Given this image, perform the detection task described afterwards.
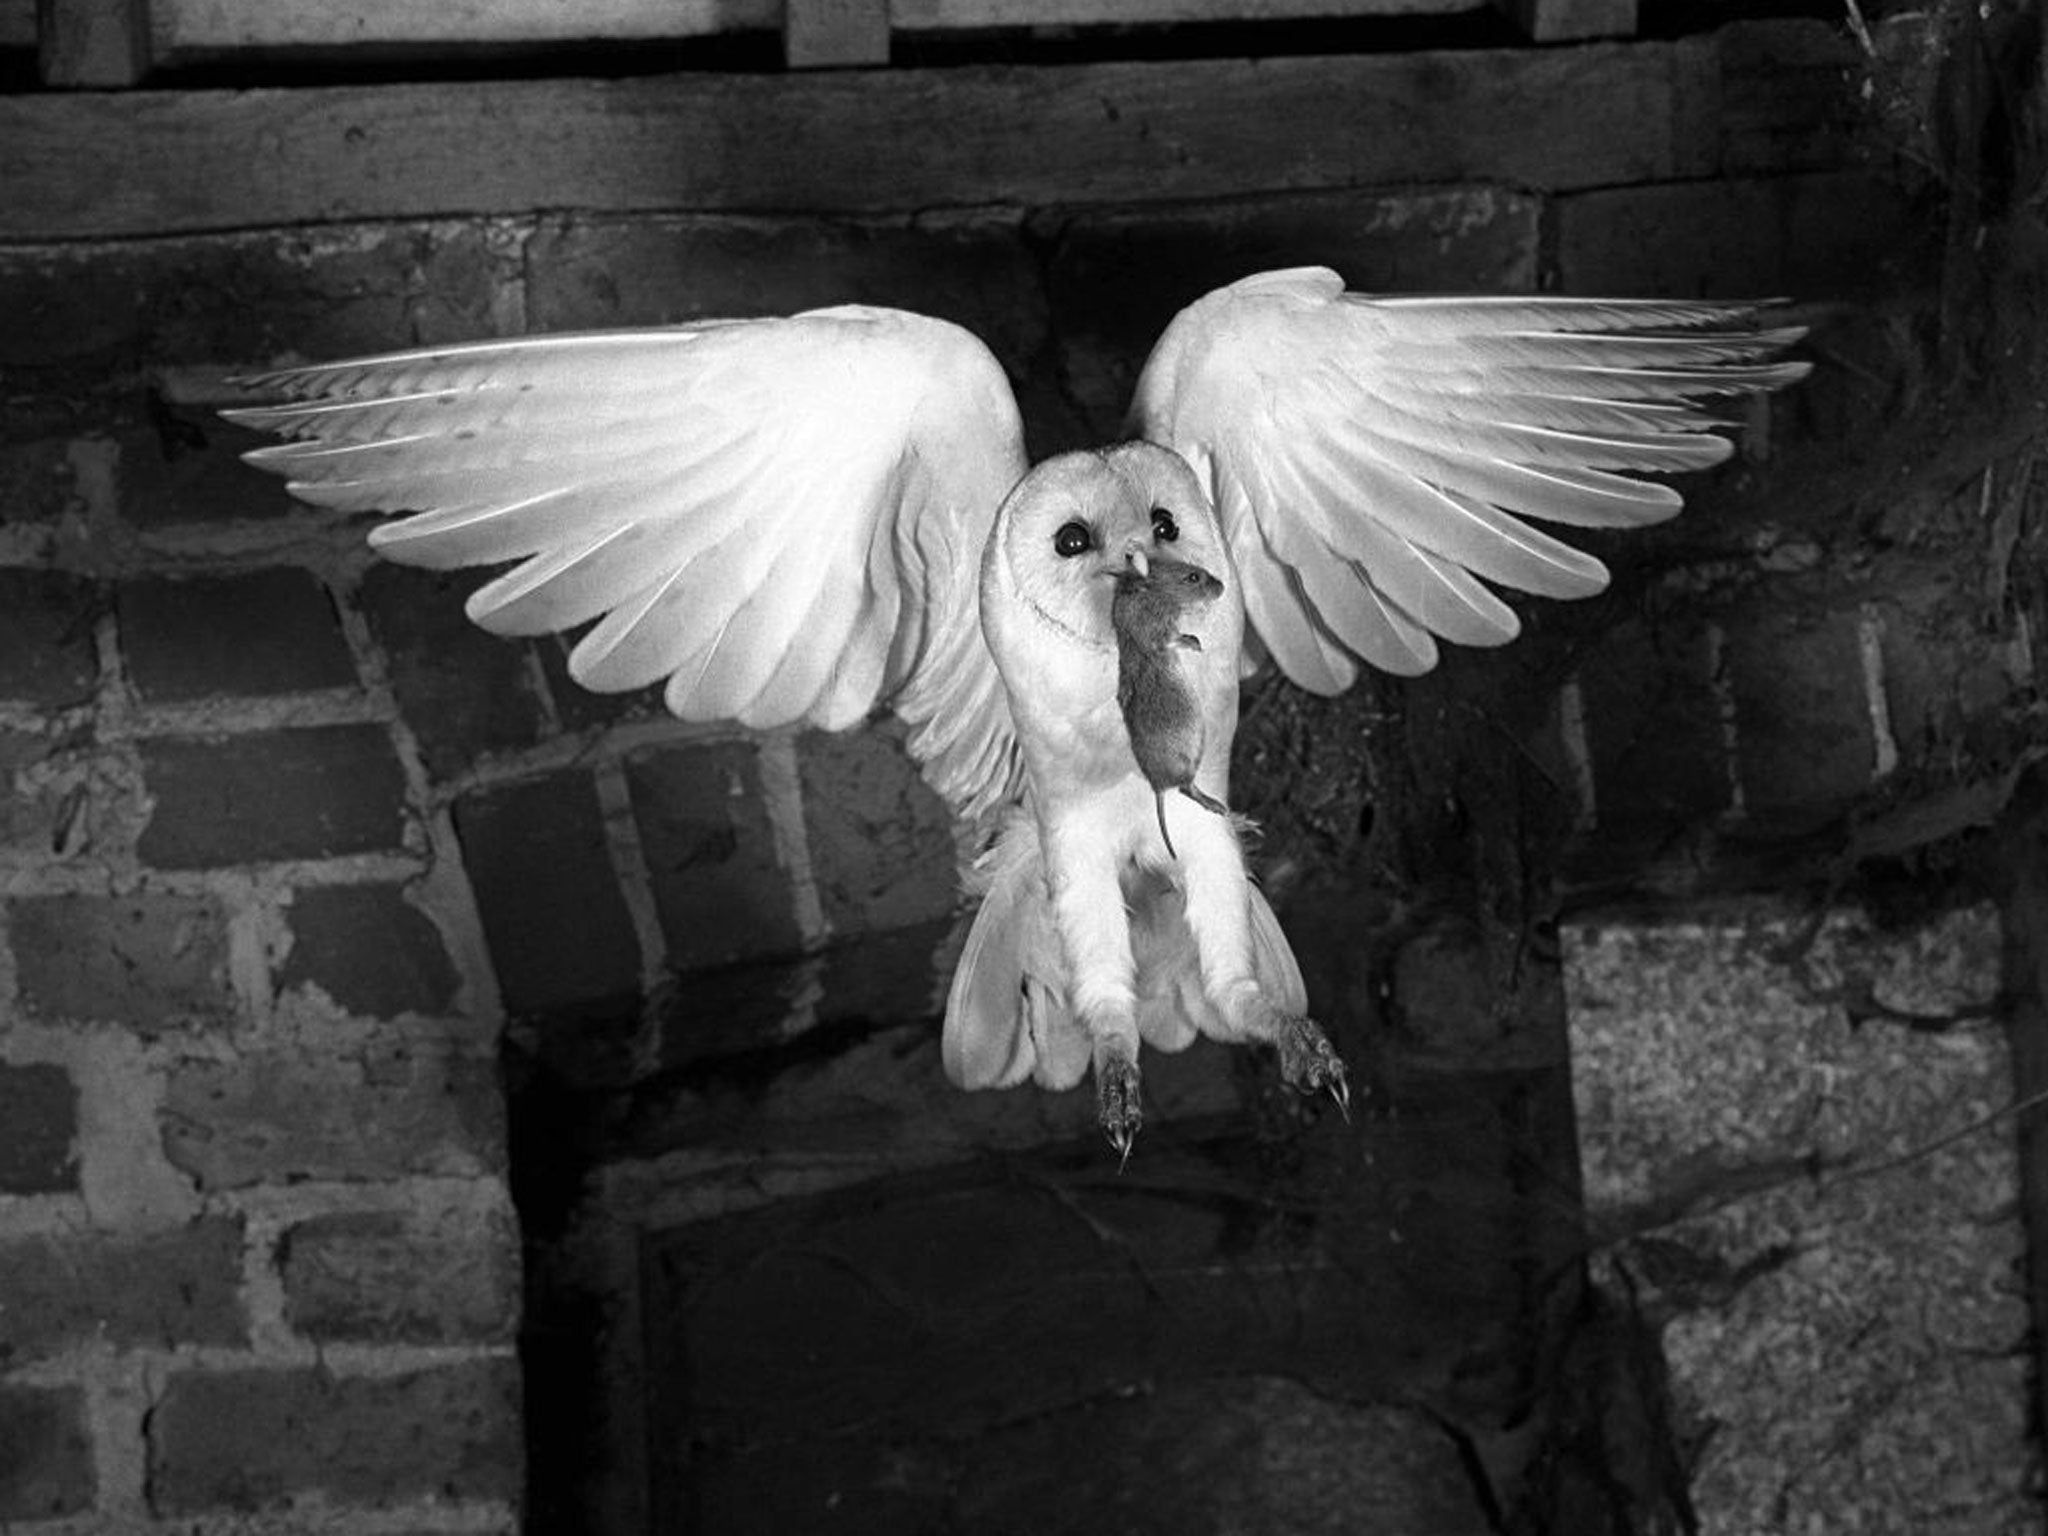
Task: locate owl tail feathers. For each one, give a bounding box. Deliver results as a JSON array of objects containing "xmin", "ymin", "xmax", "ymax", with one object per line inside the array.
[{"xmin": 941, "ymin": 819, "xmax": 1086, "ymax": 1092}]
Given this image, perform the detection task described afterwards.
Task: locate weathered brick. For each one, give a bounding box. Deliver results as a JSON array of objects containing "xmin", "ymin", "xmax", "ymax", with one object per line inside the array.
[
  {"xmin": 452, "ymin": 773, "xmax": 641, "ymax": 1018},
  {"xmin": 161, "ymin": 1040, "xmax": 504, "ymax": 1190},
  {"xmin": 627, "ymin": 742, "xmax": 800, "ymax": 972},
  {"xmin": 1050, "ymin": 188, "xmax": 1541, "ymax": 437},
  {"xmin": 137, "ymin": 724, "xmax": 409, "ymax": 868},
  {"xmin": 0, "ymin": 1216, "xmax": 245, "ymax": 1362},
  {"xmin": 1575, "ymin": 617, "xmax": 1732, "ymax": 850},
  {"xmin": 9, "ymin": 891, "xmax": 234, "ymax": 1031},
  {"xmin": 119, "ymin": 567, "xmax": 356, "ymax": 700},
  {"xmin": 278, "ymin": 882, "xmax": 461, "ymax": 1018},
  {"xmin": 0, "ymin": 567, "xmax": 99, "ymax": 706},
  {"xmin": 0, "ymin": 1383, "xmax": 93, "ymax": 1521},
  {"xmin": 1553, "ymin": 171, "xmax": 1912, "ymax": 299},
  {"xmin": 0, "ymin": 723, "xmax": 87, "ymax": 855},
  {"xmin": 0, "ymin": 1062, "xmax": 78, "ymax": 1194},
  {"xmin": 358, "ymin": 563, "xmax": 547, "ymax": 782},
  {"xmin": 280, "ymin": 1204, "xmax": 518, "ymax": 1345},
  {"xmin": 118, "ymin": 409, "xmax": 303, "ymax": 526},
  {"xmin": 146, "ymin": 1358, "xmax": 521, "ymax": 1515},
  {"xmin": 1723, "ymin": 606, "xmax": 1876, "ymax": 832}
]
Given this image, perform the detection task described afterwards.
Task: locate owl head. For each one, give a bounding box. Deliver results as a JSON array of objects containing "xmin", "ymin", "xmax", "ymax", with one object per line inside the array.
[{"xmin": 983, "ymin": 441, "xmax": 1234, "ymax": 654}]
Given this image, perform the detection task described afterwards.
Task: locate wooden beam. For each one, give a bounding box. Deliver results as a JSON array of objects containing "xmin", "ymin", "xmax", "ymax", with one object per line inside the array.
[
  {"xmin": 37, "ymin": 0, "xmax": 151, "ymax": 85},
  {"xmin": 1491, "ymin": 0, "xmax": 1635, "ymax": 43},
  {"xmin": 154, "ymin": 0, "xmax": 775, "ymax": 58},
  {"xmin": 0, "ymin": 23, "xmax": 1858, "ymax": 241}
]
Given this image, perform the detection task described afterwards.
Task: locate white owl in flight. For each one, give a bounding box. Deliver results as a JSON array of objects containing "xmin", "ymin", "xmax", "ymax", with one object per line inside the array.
[{"xmin": 227, "ymin": 266, "xmax": 1807, "ymax": 1156}]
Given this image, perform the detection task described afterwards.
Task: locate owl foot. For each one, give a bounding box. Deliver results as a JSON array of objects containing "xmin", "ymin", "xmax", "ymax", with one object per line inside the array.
[
  {"xmin": 1274, "ymin": 1013, "xmax": 1350, "ymax": 1119},
  {"xmin": 1095, "ymin": 1046, "xmax": 1143, "ymax": 1166}
]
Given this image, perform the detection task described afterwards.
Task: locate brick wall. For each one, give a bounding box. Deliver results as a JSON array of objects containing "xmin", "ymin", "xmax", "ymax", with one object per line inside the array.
[{"xmin": 2, "ymin": 18, "xmax": 2041, "ymax": 1534}]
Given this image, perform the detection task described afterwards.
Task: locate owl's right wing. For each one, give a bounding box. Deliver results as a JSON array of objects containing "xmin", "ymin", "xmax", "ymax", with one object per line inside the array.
[{"xmin": 225, "ymin": 306, "xmax": 1030, "ymax": 822}]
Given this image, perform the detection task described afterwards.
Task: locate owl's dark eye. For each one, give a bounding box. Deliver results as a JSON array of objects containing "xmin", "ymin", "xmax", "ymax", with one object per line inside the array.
[
  {"xmin": 1053, "ymin": 521, "xmax": 1094, "ymax": 558},
  {"xmin": 1151, "ymin": 508, "xmax": 1179, "ymax": 543}
]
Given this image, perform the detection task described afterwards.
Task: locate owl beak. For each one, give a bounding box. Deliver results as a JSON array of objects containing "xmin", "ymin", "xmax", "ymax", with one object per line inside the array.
[{"xmin": 1123, "ymin": 545, "xmax": 1151, "ymax": 579}]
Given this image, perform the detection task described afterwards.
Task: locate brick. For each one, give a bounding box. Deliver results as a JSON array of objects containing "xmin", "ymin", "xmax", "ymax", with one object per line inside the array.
[
  {"xmin": 280, "ymin": 1204, "xmax": 518, "ymax": 1345},
  {"xmin": 137, "ymin": 724, "xmax": 409, "ymax": 867},
  {"xmin": 358, "ymin": 563, "xmax": 548, "ymax": 782},
  {"xmin": 119, "ymin": 567, "xmax": 356, "ymax": 700},
  {"xmin": 1553, "ymin": 171, "xmax": 1912, "ymax": 299},
  {"xmin": 0, "ymin": 568, "xmax": 99, "ymax": 706},
  {"xmin": 278, "ymin": 883, "xmax": 460, "ymax": 1018},
  {"xmin": 0, "ymin": 1383, "xmax": 93, "ymax": 1521},
  {"xmin": 0, "ymin": 1062, "xmax": 79, "ymax": 1194},
  {"xmin": 627, "ymin": 743, "xmax": 801, "ymax": 972},
  {"xmin": 146, "ymin": 1358, "xmax": 521, "ymax": 1515},
  {"xmin": 118, "ymin": 408, "xmax": 303, "ymax": 526},
  {"xmin": 0, "ymin": 724, "xmax": 87, "ymax": 855},
  {"xmin": 799, "ymin": 728, "xmax": 957, "ymax": 936},
  {"xmin": 524, "ymin": 213, "xmax": 1043, "ymax": 365},
  {"xmin": 452, "ymin": 773, "xmax": 641, "ymax": 1018},
  {"xmin": 0, "ymin": 436, "xmax": 78, "ymax": 528},
  {"xmin": 815, "ymin": 920, "xmax": 950, "ymax": 1027},
  {"xmin": 0, "ymin": 225, "xmax": 501, "ymax": 371},
  {"xmin": 1723, "ymin": 606, "xmax": 1876, "ymax": 832},
  {"xmin": 0, "ymin": 1217, "xmax": 245, "ymax": 1362},
  {"xmin": 161, "ymin": 1040, "xmax": 504, "ymax": 1191},
  {"xmin": 1576, "ymin": 617, "xmax": 1732, "ymax": 845},
  {"xmin": 1050, "ymin": 188, "xmax": 1540, "ymax": 436},
  {"xmin": 9, "ymin": 891, "xmax": 233, "ymax": 1031}
]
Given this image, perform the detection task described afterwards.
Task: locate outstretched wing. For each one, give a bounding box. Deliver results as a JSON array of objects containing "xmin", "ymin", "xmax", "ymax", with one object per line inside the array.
[
  {"xmin": 1128, "ymin": 266, "xmax": 1810, "ymax": 688},
  {"xmin": 226, "ymin": 307, "xmax": 1029, "ymax": 820}
]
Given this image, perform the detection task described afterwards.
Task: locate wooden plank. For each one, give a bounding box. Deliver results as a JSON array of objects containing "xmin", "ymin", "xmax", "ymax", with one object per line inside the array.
[
  {"xmin": 0, "ymin": 41, "xmax": 1719, "ymax": 239},
  {"xmin": 1491, "ymin": 0, "xmax": 1634, "ymax": 42},
  {"xmin": 38, "ymin": 0, "xmax": 152, "ymax": 85},
  {"xmin": 154, "ymin": 0, "xmax": 772, "ymax": 55},
  {"xmin": 783, "ymin": 0, "xmax": 890, "ymax": 68}
]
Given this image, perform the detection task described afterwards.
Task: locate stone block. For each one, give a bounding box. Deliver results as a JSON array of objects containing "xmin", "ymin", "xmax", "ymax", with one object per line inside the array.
[
  {"xmin": 452, "ymin": 772, "xmax": 642, "ymax": 1018},
  {"xmin": 279, "ymin": 1203, "xmax": 519, "ymax": 1345},
  {"xmin": 0, "ymin": 436, "xmax": 79, "ymax": 528},
  {"xmin": 0, "ymin": 1383, "xmax": 93, "ymax": 1521},
  {"xmin": 1048, "ymin": 187, "xmax": 1541, "ymax": 436},
  {"xmin": 0, "ymin": 1216, "xmax": 246, "ymax": 1362},
  {"xmin": 118, "ymin": 407, "xmax": 304, "ymax": 526},
  {"xmin": 0, "ymin": 1062, "xmax": 79, "ymax": 1194},
  {"xmin": 146, "ymin": 1358, "xmax": 521, "ymax": 1515},
  {"xmin": 136, "ymin": 724, "xmax": 410, "ymax": 868},
  {"xmin": 1721, "ymin": 605, "xmax": 1876, "ymax": 833},
  {"xmin": 627, "ymin": 742, "xmax": 801, "ymax": 973},
  {"xmin": 358, "ymin": 562, "xmax": 548, "ymax": 782},
  {"xmin": 1553, "ymin": 171, "xmax": 1912, "ymax": 299},
  {"xmin": 0, "ymin": 567, "xmax": 99, "ymax": 707},
  {"xmin": 278, "ymin": 882, "xmax": 461, "ymax": 1018},
  {"xmin": 119, "ymin": 567, "xmax": 356, "ymax": 699},
  {"xmin": 798, "ymin": 727, "xmax": 958, "ymax": 937},
  {"xmin": 161, "ymin": 1039, "xmax": 504, "ymax": 1191},
  {"xmin": 9, "ymin": 891, "xmax": 234, "ymax": 1031},
  {"xmin": 1573, "ymin": 616, "xmax": 1732, "ymax": 862}
]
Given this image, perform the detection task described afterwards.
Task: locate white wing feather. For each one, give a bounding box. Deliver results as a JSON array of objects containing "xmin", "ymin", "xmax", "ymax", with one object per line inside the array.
[
  {"xmin": 227, "ymin": 309, "xmax": 1029, "ymax": 819},
  {"xmin": 1129, "ymin": 267, "xmax": 1810, "ymax": 684}
]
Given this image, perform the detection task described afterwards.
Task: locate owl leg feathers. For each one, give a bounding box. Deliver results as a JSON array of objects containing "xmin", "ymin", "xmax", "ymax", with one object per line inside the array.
[
  {"xmin": 1043, "ymin": 820, "xmax": 1148, "ymax": 1157},
  {"xmin": 1171, "ymin": 814, "xmax": 1350, "ymax": 1113}
]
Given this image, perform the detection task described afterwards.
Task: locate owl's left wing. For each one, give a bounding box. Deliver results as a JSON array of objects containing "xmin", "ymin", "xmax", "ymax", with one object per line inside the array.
[
  {"xmin": 1127, "ymin": 267, "xmax": 1810, "ymax": 690},
  {"xmin": 225, "ymin": 307, "xmax": 1029, "ymax": 821}
]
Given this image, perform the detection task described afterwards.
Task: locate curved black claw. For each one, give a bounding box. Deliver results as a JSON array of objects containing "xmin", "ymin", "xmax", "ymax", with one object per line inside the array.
[
  {"xmin": 1096, "ymin": 1052, "xmax": 1144, "ymax": 1167},
  {"xmin": 1275, "ymin": 1013, "xmax": 1350, "ymax": 1120}
]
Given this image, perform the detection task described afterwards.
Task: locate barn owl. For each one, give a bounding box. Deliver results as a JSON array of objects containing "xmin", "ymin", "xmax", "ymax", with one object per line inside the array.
[{"xmin": 226, "ymin": 267, "xmax": 1807, "ymax": 1156}]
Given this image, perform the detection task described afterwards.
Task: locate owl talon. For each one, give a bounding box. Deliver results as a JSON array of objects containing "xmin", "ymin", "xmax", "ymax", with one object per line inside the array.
[
  {"xmin": 1275, "ymin": 1012, "xmax": 1349, "ymax": 1117},
  {"xmin": 1096, "ymin": 1050, "xmax": 1143, "ymax": 1164}
]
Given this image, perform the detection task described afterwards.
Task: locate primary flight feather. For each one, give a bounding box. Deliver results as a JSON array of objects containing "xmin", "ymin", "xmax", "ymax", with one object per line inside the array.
[{"xmin": 227, "ymin": 266, "xmax": 1807, "ymax": 1155}]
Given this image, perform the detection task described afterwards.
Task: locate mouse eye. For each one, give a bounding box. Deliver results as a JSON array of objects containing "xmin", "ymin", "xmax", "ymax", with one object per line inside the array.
[
  {"xmin": 1053, "ymin": 521, "xmax": 1094, "ymax": 558},
  {"xmin": 1151, "ymin": 508, "xmax": 1179, "ymax": 543}
]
